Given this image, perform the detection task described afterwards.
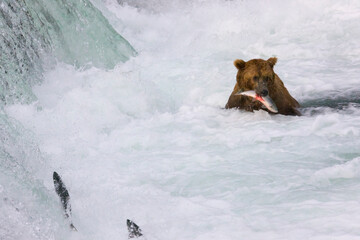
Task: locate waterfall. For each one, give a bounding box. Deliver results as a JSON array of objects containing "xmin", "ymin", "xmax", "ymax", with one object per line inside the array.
[{"xmin": 0, "ymin": 0, "xmax": 136, "ymax": 104}]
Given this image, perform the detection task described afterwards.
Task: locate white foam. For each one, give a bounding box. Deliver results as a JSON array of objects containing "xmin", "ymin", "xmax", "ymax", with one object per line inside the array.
[{"xmin": 312, "ymin": 157, "xmax": 360, "ymax": 183}]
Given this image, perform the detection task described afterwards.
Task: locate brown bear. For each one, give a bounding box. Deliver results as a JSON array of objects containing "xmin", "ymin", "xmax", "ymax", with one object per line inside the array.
[{"xmin": 225, "ymin": 57, "xmax": 300, "ymax": 116}]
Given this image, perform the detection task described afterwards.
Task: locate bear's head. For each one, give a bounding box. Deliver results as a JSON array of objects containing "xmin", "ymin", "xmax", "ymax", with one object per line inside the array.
[{"xmin": 234, "ymin": 57, "xmax": 278, "ymax": 97}]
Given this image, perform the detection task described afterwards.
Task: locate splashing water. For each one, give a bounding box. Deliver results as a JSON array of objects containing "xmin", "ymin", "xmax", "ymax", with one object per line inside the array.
[{"xmin": 2, "ymin": 0, "xmax": 360, "ymax": 239}]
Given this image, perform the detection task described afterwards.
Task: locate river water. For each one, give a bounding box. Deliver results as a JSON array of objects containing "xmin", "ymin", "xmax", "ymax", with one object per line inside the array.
[{"xmin": 1, "ymin": 0, "xmax": 360, "ymax": 239}]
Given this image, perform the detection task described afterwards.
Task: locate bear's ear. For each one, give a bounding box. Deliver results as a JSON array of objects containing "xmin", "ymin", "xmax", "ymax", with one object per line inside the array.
[
  {"xmin": 234, "ymin": 59, "xmax": 246, "ymax": 70},
  {"xmin": 267, "ymin": 57, "xmax": 277, "ymax": 68}
]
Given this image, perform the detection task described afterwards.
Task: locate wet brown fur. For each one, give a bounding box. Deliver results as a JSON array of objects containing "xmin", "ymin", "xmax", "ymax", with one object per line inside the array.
[{"xmin": 225, "ymin": 57, "xmax": 300, "ymax": 116}]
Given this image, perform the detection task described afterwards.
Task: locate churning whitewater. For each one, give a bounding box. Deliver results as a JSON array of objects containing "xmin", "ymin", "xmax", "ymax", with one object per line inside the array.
[{"xmin": 1, "ymin": 0, "xmax": 360, "ymax": 239}]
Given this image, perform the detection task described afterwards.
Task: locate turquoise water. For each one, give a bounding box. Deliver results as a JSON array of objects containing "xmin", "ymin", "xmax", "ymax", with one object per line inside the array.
[{"xmin": 0, "ymin": 0, "xmax": 136, "ymax": 104}]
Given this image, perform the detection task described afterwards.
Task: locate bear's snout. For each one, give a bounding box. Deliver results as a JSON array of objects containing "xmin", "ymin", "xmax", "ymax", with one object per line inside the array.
[
  {"xmin": 255, "ymin": 81, "xmax": 269, "ymax": 97},
  {"xmin": 260, "ymin": 89, "xmax": 268, "ymax": 97}
]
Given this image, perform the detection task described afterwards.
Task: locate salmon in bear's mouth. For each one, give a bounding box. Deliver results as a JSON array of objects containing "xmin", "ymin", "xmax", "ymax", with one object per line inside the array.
[{"xmin": 235, "ymin": 90, "xmax": 278, "ymax": 113}]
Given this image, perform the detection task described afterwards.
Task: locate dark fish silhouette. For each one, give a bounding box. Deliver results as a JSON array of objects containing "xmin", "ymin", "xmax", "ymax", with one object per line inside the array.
[
  {"xmin": 53, "ymin": 171, "xmax": 77, "ymax": 231},
  {"xmin": 127, "ymin": 219, "xmax": 143, "ymax": 238}
]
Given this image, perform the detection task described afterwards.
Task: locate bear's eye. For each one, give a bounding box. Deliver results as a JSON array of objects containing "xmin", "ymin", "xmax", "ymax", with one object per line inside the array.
[
  {"xmin": 264, "ymin": 77, "xmax": 269, "ymax": 82},
  {"xmin": 253, "ymin": 76, "xmax": 259, "ymax": 82}
]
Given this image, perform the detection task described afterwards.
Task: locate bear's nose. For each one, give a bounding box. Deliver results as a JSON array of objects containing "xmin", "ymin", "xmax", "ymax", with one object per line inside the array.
[{"xmin": 260, "ymin": 89, "xmax": 268, "ymax": 96}]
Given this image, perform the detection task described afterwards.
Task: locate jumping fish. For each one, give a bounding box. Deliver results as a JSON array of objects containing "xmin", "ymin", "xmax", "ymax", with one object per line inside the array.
[
  {"xmin": 235, "ymin": 90, "xmax": 278, "ymax": 113},
  {"xmin": 127, "ymin": 219, "xmax": 143, "ymax": 238},
  {"xmin": 53, "ymin": 171, "xmax": 77, "ymax": 231}
]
